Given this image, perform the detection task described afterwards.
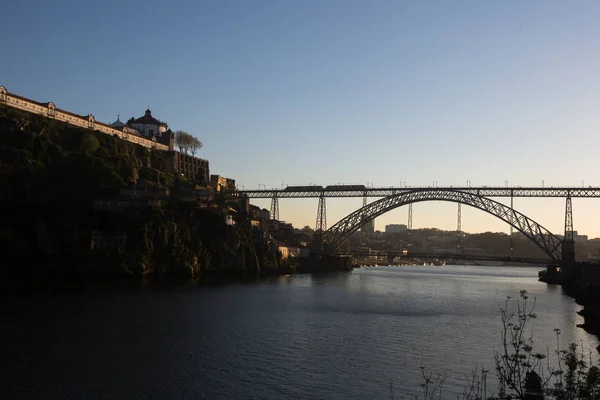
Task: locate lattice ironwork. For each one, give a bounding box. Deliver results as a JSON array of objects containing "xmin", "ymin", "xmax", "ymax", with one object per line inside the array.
[
  {"xmin": 322, "ymin": 190, "xmax": 563, "ymax": 260},
  {"xmin": 510, "ymin": 195, "xmax": 514, "ymax": 258},
  {"xmin": 270, "ymin": 196, "xmax": 279, "ymax": 221},
  {"xmin": 315, "ymin": 195, "xmax": 327, "ymax": 232},
  {"xmin": 561, "ymin": 197, "xmax": 576, "ymax": 263},
  {"xmin": 457, "ymin": 203, "xmax": 463, "ymax": 256},
  {"xmin": 239, "ymin": 187, "xmax": 600, "ymax": 199},
  {"xmin": 564, "ymin": 197, "xmax": 574, "ymax": 241}
]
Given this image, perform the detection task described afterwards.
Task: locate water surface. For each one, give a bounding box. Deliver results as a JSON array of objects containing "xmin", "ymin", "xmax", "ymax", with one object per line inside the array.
[{"xmin": 1, "ymin": 265, "xmax": 595, "ymax": 399}]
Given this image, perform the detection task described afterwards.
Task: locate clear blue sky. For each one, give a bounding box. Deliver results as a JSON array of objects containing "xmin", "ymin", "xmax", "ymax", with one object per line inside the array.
[{"xmin": 2, "ymin": 1, "xmax": 600, "ymax": 239}]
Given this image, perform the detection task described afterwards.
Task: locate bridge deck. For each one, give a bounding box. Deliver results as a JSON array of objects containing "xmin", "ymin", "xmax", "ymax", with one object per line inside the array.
[{"xmin": 236, "ymin": 187, "xmax": 600, "ymax": 198}]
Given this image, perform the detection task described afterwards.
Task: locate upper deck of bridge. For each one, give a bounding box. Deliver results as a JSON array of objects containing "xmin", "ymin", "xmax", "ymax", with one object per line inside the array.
[{"xmin": 236, "ymin": 185, "xmax": 600, "ymax": 198}]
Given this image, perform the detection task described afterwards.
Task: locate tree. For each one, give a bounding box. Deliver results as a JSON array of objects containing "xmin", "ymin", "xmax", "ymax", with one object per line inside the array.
[
  {"xmin": 301, "ymin": 225, "xmax": 314, "ymax": 235},
  {"xmin": 175, "ymin": 130, "xmax": 203, "ymax": 156},
  {"xmin": 189, "ymin": 137, "xmax": 203, "ymax": 156},
  {"xmin": 174, "ymin": 130, "xmax": 189, "ymax": 153}
]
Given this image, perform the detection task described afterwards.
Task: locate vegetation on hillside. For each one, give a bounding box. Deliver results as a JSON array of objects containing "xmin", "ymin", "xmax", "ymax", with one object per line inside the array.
[
  {"xmin": 0, "ymin": 105, "xmax": 283, "ymax": 279},
  {"xmin": 0, "ymin": 105, "xmax": 184, "ymax": 201}
]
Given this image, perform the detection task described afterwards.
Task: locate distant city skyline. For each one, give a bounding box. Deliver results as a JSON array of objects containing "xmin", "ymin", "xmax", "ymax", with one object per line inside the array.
[{"xmin": 3, "ymin": 1, "xmax": 600, "ymax": 236}]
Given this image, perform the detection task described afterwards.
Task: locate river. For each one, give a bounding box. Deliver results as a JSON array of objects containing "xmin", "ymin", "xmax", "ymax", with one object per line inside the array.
[{"xmin": 1, "ymin": 265, "xmax": 596, "ymax": 399}]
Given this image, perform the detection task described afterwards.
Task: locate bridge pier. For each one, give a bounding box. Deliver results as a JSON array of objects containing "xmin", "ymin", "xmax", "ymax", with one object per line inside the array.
[
  {"xmin": 510, "ymin": 194, "xmax": 514, "ymax": 258},
  {"xmin": 315, "ymin": 194, "xmax": 327, "ymax": 232},
  {"xmin": 311, "ymin": 232, "xmax": 324, "ymax": 252},
  {"xmin": 457, "ymin": 203, "xmax": 463, "ymax": 256},
  {"xmin": 270, "ymin": 195, "xmax": 279, "ymax": 220},
  {"xmin": 561, "ymin": 197, "xmax": 575, "ymax": 265}
]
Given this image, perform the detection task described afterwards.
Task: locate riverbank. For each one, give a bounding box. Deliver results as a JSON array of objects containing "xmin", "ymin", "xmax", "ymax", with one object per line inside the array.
[
  {"xmin": 1, "ymin": 252, "xmax": 353, "ymax": 286},
  {"xmin": 539, "ymin": 263, "xmax": 600, "ymax": 350},
  {"xmin": 0, "ymin": 262, "xmax": 354, "ymax": 296}
]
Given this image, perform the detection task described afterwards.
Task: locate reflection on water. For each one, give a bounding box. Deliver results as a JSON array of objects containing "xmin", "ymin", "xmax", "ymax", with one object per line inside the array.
[{"xmin": 1, "ymin": 265, "xmax": 596, "ymax": 399}]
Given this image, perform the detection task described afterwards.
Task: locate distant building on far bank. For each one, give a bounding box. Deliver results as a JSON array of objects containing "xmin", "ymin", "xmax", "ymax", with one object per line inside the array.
[
  {"xmin": 385, "ymin": 224, "xmax": 408, "ymax": 233},
  {"xmin": 361, "ymin": 218, "xmax": 375, "ymax": 233}
]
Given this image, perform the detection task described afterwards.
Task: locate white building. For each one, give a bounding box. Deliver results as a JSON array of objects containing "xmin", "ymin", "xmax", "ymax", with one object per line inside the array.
[
  {"xmin": 127, "ymin": 109, "xmax": 168, "ymax": 138},
  {"xmin": 385, "ymin": 224, "xmax": 408, "ymax": 233}
]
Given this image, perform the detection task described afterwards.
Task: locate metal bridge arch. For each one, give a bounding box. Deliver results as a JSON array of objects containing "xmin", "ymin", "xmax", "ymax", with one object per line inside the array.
[{"xmin": 322, "ymin": 190, "xmax": 563, "ymax": 260}]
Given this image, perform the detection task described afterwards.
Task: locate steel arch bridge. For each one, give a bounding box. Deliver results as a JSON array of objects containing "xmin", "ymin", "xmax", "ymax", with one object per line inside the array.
[{"xmin": 321, "ymin": 189, "xmax": 563, "ymax": 260}]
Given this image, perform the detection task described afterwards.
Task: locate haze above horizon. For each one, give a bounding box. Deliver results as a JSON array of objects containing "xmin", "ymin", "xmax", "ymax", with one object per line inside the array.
[{"xmin": 2, "ymin": 1, "xmax": 600, "ymax": 238}]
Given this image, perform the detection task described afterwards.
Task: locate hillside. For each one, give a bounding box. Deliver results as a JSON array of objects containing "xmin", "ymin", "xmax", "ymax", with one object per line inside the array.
[
  {"xmin": 0, "ymin": 105, "xmax": 282, "ymax": 279},
  {"xmin": 0, "ymin": 105, "xmax": 187, "ymax": 202}
]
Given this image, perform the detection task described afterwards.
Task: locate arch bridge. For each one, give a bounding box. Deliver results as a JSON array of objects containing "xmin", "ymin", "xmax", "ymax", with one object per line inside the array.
[
  {"xmin": 237, "ymin": 186, "xmax": 582, "ymax": 264},
  {"xmin": 320, "ymin": 189, "xmax": 569, "ymax": 262}
]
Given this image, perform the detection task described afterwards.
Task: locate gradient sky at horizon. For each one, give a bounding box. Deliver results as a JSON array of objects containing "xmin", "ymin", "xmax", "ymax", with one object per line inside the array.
[{"xmin": 2, "ymin": 1, "xmax": 600, "ymax": 239}]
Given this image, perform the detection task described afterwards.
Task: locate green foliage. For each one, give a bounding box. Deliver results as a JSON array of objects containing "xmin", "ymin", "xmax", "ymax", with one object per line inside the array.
[
  {"xmin": 79, "ymin": 132, "xmax": 100, "ymax": 153},
  {"xmin": 0, "ymin": 105, "xmax": 174, "ymax": 200}
]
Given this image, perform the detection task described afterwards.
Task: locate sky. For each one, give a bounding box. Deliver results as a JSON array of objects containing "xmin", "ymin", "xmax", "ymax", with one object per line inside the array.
[{"xmin": 2, "ymin": 1, "xmax": 600, "ymax": 238}]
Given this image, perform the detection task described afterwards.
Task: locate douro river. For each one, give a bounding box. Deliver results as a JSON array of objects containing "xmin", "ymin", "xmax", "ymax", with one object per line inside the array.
[{"xmin": 2, "ymin": 265, "xmax": 596, "ymax": 399}]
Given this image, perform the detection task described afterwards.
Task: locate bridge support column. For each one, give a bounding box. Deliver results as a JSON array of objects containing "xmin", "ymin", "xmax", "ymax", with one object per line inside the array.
[
  {"xmin": 270, "ymin": 195, "xmax": 279, "ymax": 221},
  {"xmin": 457, "ymin": 204, "xmax": 463, "ymax": 256},
  {"xmin": 561, "ymin": 196, "xmax": 575, "ymax": 264},
  {"xmin": 407, "ymin": 203, "xmax": 413, "ymax": 251},
  {"xmin": 359, "ymin": 194, "xmax": 374, "ymax": 233},
  {"xmin": 311, "ymin": 232, "xmax": 324, "ymax": 252},
  {"xmin": 316, "ymin": 194, "xmax": 327, "ymax": 232},
  {"xmin": 510, "ymin": 194, "xmax": 514, "ymax": 258}
]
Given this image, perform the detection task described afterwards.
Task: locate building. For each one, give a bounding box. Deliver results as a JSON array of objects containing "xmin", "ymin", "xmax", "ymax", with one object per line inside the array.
[
  {"xmin": 122, "ymin": 109, "xmax": 174, "ymax": 149},
  {"xmin": 109, "ymin": 115, "xmax": 127, "ymax": 130},
  {"xmin": 0, "ymin": 85, "xmax": 216, "ymax": 186},
  {"xmin": 361, "ymin": 218, "xmax": 375, "ymax": 233},
  {"xmin": 250, "ymin": 205, "xmax": 271, "ymax": 221},
  {"xmin": 259, "ymin": 208, "xmax": 270, "ymax": 221},
  {"xmin": 573, "ymin": 231, "xmax": 589, "ymax": 242},
  {"xmin": 0, "ymin": 85, "xmax": 170, "ymax": 151},
  {"xmin": 271, "ymin": 241, "xmax": 310, "ymax": 260},
  {"xmin": 127, "ymin": 109, "xmax": 168, "ymax": 138},
  {"xmin": 210, "ymin": 175, "xmax": 236, "ymax": 193},
  {"xmin": 385, "ymin": 224, "xmax": 408, "ymax": 234},
  {"xmin": 163, "ymin": 151, "xmax": 210, "ymax": 184}
]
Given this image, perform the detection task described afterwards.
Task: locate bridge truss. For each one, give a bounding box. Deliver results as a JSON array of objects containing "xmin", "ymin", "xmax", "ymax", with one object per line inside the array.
[
  {"xmin": 321, "ymin": 190, "xmax": 563, "ymax": 260},
  {"xmin": 238, "ymin": 186, "xmax": 600, "ymax": 199}
]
